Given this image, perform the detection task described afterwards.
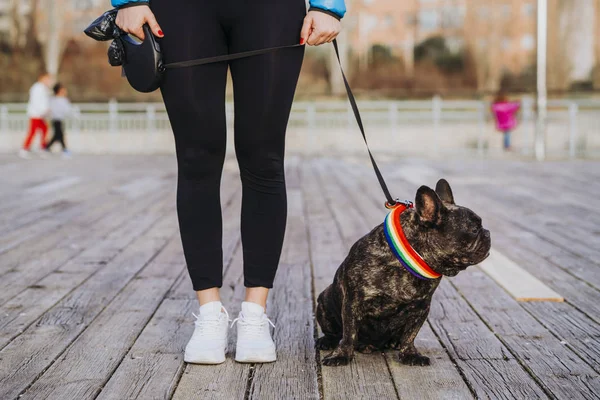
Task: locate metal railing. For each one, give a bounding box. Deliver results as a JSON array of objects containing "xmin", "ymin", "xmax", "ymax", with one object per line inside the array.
[{"xmin": 1, "ymin": 97, "xmax": 598, "ymax": 158}]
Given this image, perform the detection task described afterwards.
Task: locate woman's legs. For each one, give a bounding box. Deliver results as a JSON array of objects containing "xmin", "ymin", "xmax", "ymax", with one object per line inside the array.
[
  {"xmin": 228, "ymin": 0, "xmax": 306, "ymax": 294},
  {"xmin": 152, "ymin": 0, "xmax": 229, "ymax": 297},
  {"xmin": 152, "ymin": 0, "xmax": 305, "ymax": 307}
]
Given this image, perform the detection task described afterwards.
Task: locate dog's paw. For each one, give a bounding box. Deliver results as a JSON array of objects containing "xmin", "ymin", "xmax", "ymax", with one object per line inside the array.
[
  {"xmin": 322, "ymin": 352, "xmax": 353, "ymax": 366},
  {"xmin": 357, "ymin": 344, "xmax": 377, "ymax": 354},
  {"xmin": 398, "ymin": 353, "xmax": 430, "ymax": 366},
  {"xmin": 316, "ymin": 336, "xmax": 339, "ymax": 350}
]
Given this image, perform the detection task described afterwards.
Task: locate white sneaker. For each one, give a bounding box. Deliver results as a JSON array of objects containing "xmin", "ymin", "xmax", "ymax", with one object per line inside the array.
[
  {"xmin": 232, "ymin": 301, "xmax": 276, "ymax": 363},
  {"xmin": 18, "ymin": 149, "xmax": 31, "ymax": 159},
  {"xmin": 184, "ymin": 301, "xmax": 230, "ymax": 364}
]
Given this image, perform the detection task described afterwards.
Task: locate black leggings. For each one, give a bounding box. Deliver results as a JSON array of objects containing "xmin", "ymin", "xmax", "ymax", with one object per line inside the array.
[
  {"xmin": 47, "ymin": 120, "xmax": 67, "ymax": 151},
  {"xmin": 151, "ymin": 0, "xmax": 306, "ymax": 291}
]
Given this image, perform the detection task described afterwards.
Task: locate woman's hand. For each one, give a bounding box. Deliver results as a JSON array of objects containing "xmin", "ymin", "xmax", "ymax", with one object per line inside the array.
[
  {"xmin": 115, "ymin": 5, "xmax": 163, "ymax": 40},
  {"xmin": 300, "ymin": 11, "xmax": 341, "ymax": 46}
]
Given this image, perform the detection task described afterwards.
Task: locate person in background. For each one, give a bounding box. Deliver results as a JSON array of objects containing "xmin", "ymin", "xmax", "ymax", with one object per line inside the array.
[
  {"xmin": 45, "ymin": 83, "xmax": 72, "ymax": 158},
  {"xmin": 20, "ymin": 72, "xmax": 52, "ymax": 159},
  {"xmin": 491, "ymin": 91, "xmax": 520, "ymax": 151}
]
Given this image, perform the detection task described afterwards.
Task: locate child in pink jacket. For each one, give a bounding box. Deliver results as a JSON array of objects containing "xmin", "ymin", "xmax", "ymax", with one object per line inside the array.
[{"xmin": 492, "ymin": 93, "xmax": 520, "ymax": 151}]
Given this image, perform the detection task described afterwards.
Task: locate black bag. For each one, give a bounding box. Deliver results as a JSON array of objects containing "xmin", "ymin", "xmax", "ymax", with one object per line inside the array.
[
  {"xmin": 83, "ymin": 9, "xmax": 122, "ymax": 41},
  {"xmin": 85, "ymin": 11, "xmax": 164, "ymax": 92}
]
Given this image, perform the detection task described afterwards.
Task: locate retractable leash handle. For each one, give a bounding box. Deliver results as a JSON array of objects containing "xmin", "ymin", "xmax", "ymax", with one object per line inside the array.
[{"xmin": 165, "ymin": 39, "xmax": 398, "ymax": 208}]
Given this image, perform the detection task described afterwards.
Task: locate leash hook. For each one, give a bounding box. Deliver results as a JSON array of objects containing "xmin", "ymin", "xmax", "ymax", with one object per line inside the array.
[{"xmin": 385, "ymin": 199, "xmax": 413, "ymax": 210}]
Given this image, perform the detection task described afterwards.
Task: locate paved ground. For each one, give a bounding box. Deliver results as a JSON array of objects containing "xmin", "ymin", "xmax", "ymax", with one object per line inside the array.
[{"xmin": 0, "ymin": 153, "xmax": 598, "ymax": 400}]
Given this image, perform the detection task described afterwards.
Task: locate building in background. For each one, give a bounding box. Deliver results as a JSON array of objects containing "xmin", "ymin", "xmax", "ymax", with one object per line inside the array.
[
  {"xmin": 0, "ymin": 0, "xmax": 102, "ymax": 69},
  {"xmin": 0, "ymin": 0, "xmax": 599, "ymax": 97},
  {"xmin": 346, "ymin": 0, "xmax": 599, "ymax": 92},
  {"xmin": 0, "ymin": 0, "xmax": 34, "ymax": 47},
  {"xmin": 547, "ymin": 0, "xmax": 597, "ymax": 90}
]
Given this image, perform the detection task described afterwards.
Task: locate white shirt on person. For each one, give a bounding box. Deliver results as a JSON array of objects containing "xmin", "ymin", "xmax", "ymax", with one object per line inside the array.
[
  {"xmin": 26, "ymin": 82, "xmax": 51, "ymax": 119},
  {"xmin": 50, "ymin": 97, "xmax": 72, "ymax": 120}
]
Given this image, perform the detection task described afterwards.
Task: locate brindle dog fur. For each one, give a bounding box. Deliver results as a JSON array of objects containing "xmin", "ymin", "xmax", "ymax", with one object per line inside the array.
[{"xmin": 316, "ymin": 179, "xmax": 491, "ymax": 366}]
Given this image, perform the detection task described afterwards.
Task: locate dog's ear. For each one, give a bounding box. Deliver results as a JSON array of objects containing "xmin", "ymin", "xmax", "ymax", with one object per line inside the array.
[
  {"xmin": 415, "ymin": 185, "xmax": 444, "ymax": 226},
  {"xmin": 435, "ymin": 179, "xmax": 455, "ymax": 205}
]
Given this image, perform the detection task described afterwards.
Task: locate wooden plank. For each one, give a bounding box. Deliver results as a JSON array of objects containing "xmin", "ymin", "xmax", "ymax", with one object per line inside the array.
[
  {"xmin": 428, "ymin": 282, "xmax": 548, "ymax": 399},
  {"xmin": 479, "ymin": 249, "xmax": 564, "ymax": 302},
  {"xmin": 25, "ymin": 176, "xmax": 82, "ymax": 195},
  {"xmin": 97, "ymin": 297, "xmax": 196, "ymax": 400},
  {"xmin": 0, "ymin": 212, "xmax": 178, "ymax": 400},
  {"xmin": 0, "ymin": 162, "xmax": 171, "ymax": 260},
  {"xmin": 304, "ymin": 160, "xmax": 399, "ymax": 400},
  {"xmin": 432, "ymin": 162, "xmax": 600, "ymax": 296},
  {"xmin": 112, "ymin": 176, "xmax": 166, "ymax": 198},
  {"xmin": 486, "ymin": 233, "xmax": 600, "ymax": 374},
  {"xmin": 462, "ymin": 163, "xmax": 600, "ymax": 232},
  {"xmin": 0, "ymin": 194, "xmax": 129, "ymax": 293},
  {"xmin": 0, "ymin": 189, "xmax": 169, "ymax": 307},
  {"xmin": 385, "ymin": 325, "xmax": 475, "ymax": 400},
  {"xmin": 476, "ymin": 190, "xmax": 600, "ymax": 265},
  {"xmin": 0, "ymin": 170, "xmax": 89, "ymax": 212},
  {"xmin": 0, "ymin": 158, "xmax": 145, "ymax": 231},
  {"xmin": 452, "ymin": 268, "xmax": 600, "ymax": 399},
  {"xmin": 97, "ymin": 185, "xmax": 244, "ymax": 400},
  {"xmin": 0, "ymin": 193, "xmax": 172, "ymax": 350},
  {"xmin": 521, "ymin": 301, "xmax": 600, "ymax": 374},
  {"xmin": 432, "ymin": 161, "xmax": 600, "ymax": 266},
  {"xmin": 0, "ymin": 155, "xmax": 167, "ymax": 238},
  {"xmin": 248, "ymin": 156, "xmax": 319, "ymax": 399},
  {"xmin": 18, "ymin": 235, "xmax": 185, "ymax": 400},
  {"xmin": 0, "ymin": 155, "xmax": 175, "ymax": 260},
  {"xmin": 0, "ymin": 190, "xmax": 119, "ymax": 258},
  {"xmin": 0, "ymin": 157, "xmax": 149, "ymax": 231},
  {"xmin": 485, "ymin": 217, "xmax": 600, "ymax": 323},
  {"xmin": 481, "ymin": 211, "xmax": 600, "ymax": 292},
  {"xmin": 339, "ymin": 158, "xmax": 549, "ymax": 399}
]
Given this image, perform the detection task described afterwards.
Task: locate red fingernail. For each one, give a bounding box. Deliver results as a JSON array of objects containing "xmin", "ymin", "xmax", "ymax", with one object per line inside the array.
[
  {"xmin": 300, "ymin": 38, "xmax": 305, "ymax": 45},
  {"xmin": 158, "ymin": 30, "xmax": 164, "ymax": 37}
]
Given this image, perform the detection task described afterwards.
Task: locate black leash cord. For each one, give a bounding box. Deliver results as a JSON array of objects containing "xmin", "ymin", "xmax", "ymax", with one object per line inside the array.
[
  {"xmin": 164, "ymin": 43, "xmax": 304, "ymax": 68},
  {"xmin": 332, "ymin": 39, "xmax": 396, "ymax": 206}
]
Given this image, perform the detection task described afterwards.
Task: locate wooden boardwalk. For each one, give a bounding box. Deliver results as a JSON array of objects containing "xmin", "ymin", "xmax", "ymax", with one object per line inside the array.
[{"xmin": 0, "ymin": 153, "xmax": 598, "ymax": 400}]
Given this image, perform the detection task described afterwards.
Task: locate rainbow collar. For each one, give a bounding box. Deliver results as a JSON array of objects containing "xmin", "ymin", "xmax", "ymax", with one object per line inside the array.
[{"xmin": 384, "ymin": 203, "xmax": 442, "ymax": 280}]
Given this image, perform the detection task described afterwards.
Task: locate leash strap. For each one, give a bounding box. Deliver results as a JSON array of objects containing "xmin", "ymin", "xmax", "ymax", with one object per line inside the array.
[
  {"xmin": 165, "ymin": 44, "xmax": 304, "ymax": 69},
  {"xmin": 332, "ymin": 39, "xmax": 396, "ymax": 206},
  {"xmin": 166, "ymin": 39, "xmax": 396, "ymax": 206}
]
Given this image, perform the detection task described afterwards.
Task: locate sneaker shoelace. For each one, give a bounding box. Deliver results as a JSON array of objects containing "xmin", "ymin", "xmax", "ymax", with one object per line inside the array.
[
  {"xmin": 191, "ymin": 307, "xmax": 230, "ymax": 338},
  {"xmin": 230, "ymin": 314, "xmax": 276, "ymax": 339}
]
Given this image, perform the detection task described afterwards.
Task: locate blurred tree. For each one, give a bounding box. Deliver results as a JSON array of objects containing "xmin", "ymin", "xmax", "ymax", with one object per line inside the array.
[
  {"xmin": 414, "ymin": 36, "xmax": 465, "ymax": 73},
  {"xmin": 548, "ymin": 0, "xmax": 596, "ymax": 91}
]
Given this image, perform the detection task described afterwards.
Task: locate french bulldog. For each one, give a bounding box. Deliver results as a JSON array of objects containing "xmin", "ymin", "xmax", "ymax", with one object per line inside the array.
[{"xmin": 316, "ymin": 179, "xmax": 491, "ymax": 366}]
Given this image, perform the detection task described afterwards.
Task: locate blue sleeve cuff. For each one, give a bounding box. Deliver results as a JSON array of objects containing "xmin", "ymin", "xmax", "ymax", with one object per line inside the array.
[
  {"xmin": 309, "ymin": 0, "xmax": 346, "ymax": 19},
  {"xmin": 111, "ymin": 0, "xmax": 149, "ymax": 8}
]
